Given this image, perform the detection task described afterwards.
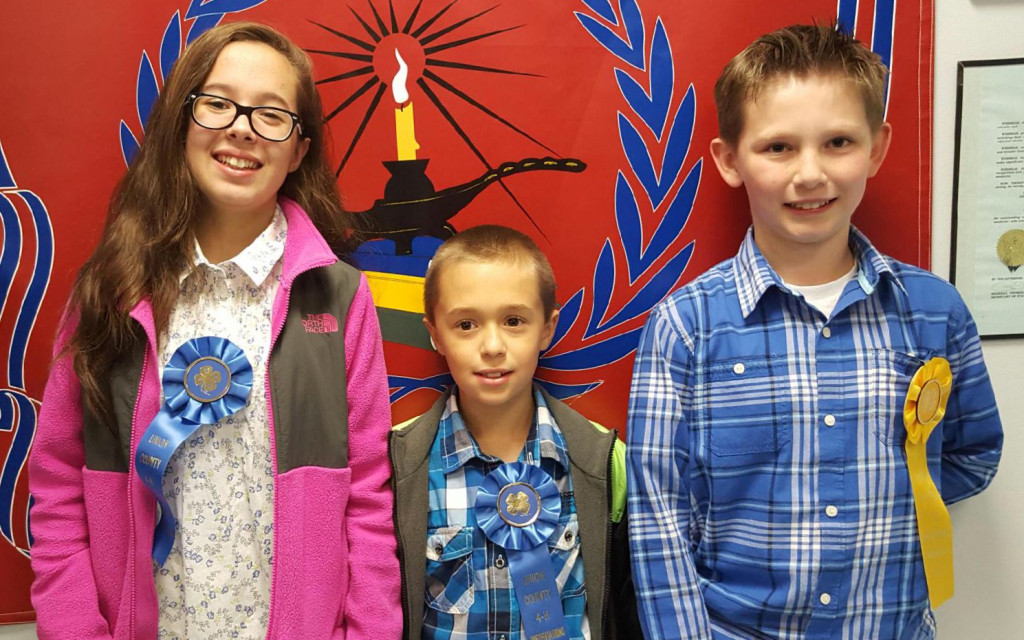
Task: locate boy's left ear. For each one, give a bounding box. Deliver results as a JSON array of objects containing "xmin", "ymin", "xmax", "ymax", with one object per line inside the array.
[
  {"xmin": 867, "ymin": 123, "xmax": 893, "ymax": 178},
  {"xmin": 710, "ymin": 137, "xmax": 745, "ymax": 188},
  {"xmin": 540, "ymin": 308, "xmax": 560, "ymax": 351},
  {"xmin": 289, "ymin": 137, "xmax": 311, "ymax": 173}
]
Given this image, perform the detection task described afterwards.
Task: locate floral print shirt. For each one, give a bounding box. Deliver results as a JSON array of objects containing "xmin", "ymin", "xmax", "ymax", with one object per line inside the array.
[{"xmin": 154, "ymin": 207, "xmax": 286, "ymax": 639}]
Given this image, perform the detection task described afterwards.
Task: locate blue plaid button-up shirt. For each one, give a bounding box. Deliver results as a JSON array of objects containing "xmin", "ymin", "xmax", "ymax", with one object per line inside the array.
[
  {"xmin": 627, "ymin": 228, "xmax": 1002, "ymax": 640},
  {"xmin": 423, "ymin": 388, "xmax": 590, "ymax": 640}
]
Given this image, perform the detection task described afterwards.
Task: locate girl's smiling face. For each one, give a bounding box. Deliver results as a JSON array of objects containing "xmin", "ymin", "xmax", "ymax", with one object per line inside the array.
[{"xmin": 185, "ymin": 41, "xmax": 309, "ymax": 223}]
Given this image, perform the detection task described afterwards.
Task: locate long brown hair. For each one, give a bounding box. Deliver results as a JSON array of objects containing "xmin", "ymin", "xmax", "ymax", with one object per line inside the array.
[{"xmin": 69, "ymin": 22, "xmax": 352, "ymax": 422}]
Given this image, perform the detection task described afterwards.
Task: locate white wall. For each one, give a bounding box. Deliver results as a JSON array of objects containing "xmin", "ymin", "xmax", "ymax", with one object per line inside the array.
[
  {"xmin": 932, "ymin": 0, "xmax": 1024, "ymax": 637},
  {"xmin": 0, "ymin": 624, "xmax": 31, "ymax": 638},
  {"xmin": 2, "ymin": 2, "xmax": 1022, "ymax": 639}
]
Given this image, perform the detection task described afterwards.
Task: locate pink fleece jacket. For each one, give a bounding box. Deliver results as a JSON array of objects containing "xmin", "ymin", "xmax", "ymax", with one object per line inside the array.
[{"xmin": 28, "ymin": 198, "xmax": 401, "ymax": 639}]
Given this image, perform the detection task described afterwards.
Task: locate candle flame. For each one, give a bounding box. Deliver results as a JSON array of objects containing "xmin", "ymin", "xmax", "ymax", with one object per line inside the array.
[{"xmin": 391, "ymin": 49, "xmax": 410, "ymax": 105}]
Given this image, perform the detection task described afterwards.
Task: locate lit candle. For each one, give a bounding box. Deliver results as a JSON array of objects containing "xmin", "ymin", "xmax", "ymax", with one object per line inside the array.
[{"xmin": 392, "ymin": 49, "xmax": 419, "ymax": 161}]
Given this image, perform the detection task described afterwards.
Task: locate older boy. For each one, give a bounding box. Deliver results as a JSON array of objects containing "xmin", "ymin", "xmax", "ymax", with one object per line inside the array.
[
  {"xmin": 626, "ymin": 24, "xmax": 1003, "ymax": 639},
  {"xmin": 390, "ymin": 225, "xmax": 640, "ymax": 640}
]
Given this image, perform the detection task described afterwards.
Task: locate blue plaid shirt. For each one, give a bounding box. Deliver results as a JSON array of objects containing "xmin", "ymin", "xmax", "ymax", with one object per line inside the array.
[
  {"xmin": 627, "ymin": 228, "xmax": 1002, "ymax": 640},
  {"xmin": 423, "ymin": 388, "xmax": 590, "ymax": 640}
]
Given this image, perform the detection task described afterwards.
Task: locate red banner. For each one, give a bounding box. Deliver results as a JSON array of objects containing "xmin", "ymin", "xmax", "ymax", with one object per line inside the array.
[{"xmin": 0, "ymin": 0, "xmax": 932, "ymax": 621}]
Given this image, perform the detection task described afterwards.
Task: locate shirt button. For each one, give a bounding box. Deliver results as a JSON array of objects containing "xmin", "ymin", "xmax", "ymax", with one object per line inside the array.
[
  {"xmin": 434, "ymin": 545, "xmax": 443, "ymax": 556},
  {"xmin": 822, "ymin": 327, "xmax": 832, "ymax": 338},
  {"xmin": 825, "ymin": 505, "xmax": 839, "ymax": 518},
  {"xmin": 495, "ymin": 555, "xmax": 506, "ymax": 569},
  {"xmin": 564, "ymin": 530, "xmax": 573, "ymax": 542},
  {"xmin": 733, "ymin": 362, "xmax": 745, "ymax": 374},
  {"xmin": 824, "ymin": 414, "xmax": 836, "ymax": 427},
  {"xmin": 820, "ymin": 593, "xmax": 832, "ymax": 605}
]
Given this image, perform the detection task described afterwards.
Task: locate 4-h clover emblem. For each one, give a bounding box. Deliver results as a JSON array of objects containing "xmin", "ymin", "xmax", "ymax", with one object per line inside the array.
[
  {"xmin": 194, "ymin": 365, "xmax": 222, "ymax": 395},
  {"xmin": 497, "ymin": 482, "xmax": 541, "ymax": 528},
  {"xmin": 183, "ymin": 356, "xmax": 231, "ymax": 402},
  {"xmin": 505, "ymin": 490, "xmax": 531, "ymax": 516}
]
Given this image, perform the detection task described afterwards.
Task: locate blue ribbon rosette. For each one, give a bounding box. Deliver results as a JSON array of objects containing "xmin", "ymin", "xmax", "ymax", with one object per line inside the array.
[
  {"xmin": 475, "ymin": 462, "xmax": 568, "ymax": 639},
  {"xmin": 134, "ymin": 337, "xmax": 252, "ymax": 565}
]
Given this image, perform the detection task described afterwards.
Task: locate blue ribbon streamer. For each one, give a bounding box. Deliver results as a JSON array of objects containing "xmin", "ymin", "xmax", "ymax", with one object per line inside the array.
[
  {"xmin": 476, "ymin": 462, "xmax": 568, "ymax": 639},
  {"xmin": 135, "ymin": 336, "xmax": 252, "ymax": 565}
]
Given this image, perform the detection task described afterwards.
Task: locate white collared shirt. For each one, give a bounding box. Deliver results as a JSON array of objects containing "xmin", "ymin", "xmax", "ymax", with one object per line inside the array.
[{"xmin": 154, "ymin": 207, "xmax": 287, "ymax": 639}]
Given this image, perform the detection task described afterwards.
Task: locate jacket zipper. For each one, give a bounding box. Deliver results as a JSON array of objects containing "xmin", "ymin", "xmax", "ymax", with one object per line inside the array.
[
  {"xmin": 600, "ymin": 431, "xmax": 616, "ymax": 640},
  {"xmin": 263, "ymin": 256, "xmax": 335, "ymax": 640},
  {"xmin": 389, "ymin": 434, "xmax": 412, "ymax": 640},
  {"xmin": 128, "ymin": 346, "xmax": 150, "ymax": 640}
]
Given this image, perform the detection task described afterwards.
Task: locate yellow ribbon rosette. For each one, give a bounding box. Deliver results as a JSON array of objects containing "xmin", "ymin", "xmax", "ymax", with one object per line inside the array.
[{"xmin": 903, "ymin": 356, "xmax": 954, "ymax": 608}]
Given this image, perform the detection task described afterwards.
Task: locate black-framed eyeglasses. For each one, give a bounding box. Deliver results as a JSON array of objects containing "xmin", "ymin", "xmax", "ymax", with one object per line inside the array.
[{"xmin": 186, "ymin": 92, "xmax": 303, "ymax": 142}]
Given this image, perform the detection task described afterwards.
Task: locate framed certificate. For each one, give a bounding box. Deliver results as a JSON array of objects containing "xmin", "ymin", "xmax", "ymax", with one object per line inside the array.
[{"xmin": 951, "ymin": 58, "xmax": 1024, "ymax": 339}]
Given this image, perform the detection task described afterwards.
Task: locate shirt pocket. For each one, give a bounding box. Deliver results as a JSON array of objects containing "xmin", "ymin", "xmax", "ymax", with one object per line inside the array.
[
  {"xmin": 547, "ymin": 515, "xmax": 586, "ymax": 601},
  {"xmin": 866, "ymin": 348, "xmax": 922, "ymax": 446},
  {"xmin": 704, "ymin": 357, "xmax": 794, "ymax": 456},
  {"xmin": 425, "ymin": 525, "xmax": 475, "ymax": 614}
]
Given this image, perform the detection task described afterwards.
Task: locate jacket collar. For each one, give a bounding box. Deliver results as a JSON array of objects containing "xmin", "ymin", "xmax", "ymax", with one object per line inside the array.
[
  {"xmin": 434, "ymin": 388, "xmax": 571, "ymax": 475},
  {"xmin": 277, "ymin": 196, "xmax": 338, "ymax": 288},
  {"xmin": 129, "ymin": 197, "xmax": 337, "ymax": 337},
  {"xmin": 392, "ymin": 386, "xmax": 615, "ymax": 483}
]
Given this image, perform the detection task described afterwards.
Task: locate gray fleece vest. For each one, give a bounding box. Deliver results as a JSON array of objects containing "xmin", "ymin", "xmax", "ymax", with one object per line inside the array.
[{"xmin": 390, "ymin": 388, "xmax": 621, "ymax": 640}]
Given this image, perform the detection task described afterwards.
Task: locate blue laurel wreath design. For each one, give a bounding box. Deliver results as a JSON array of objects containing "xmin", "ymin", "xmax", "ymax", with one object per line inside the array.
[
  {"xmin": 534, "ymin": 0, "xmax": 700, "ymax": 398},
  {"xmin": 387, "ymin": 0, "xmax": 701, "ymax": 403},
  {"xmin": 120, "ymin": 0, "xmax": 268, "ymax": 166},
  {"xmin": 0, "ymin": 142, "xmax": 55, "ymax": 557}
]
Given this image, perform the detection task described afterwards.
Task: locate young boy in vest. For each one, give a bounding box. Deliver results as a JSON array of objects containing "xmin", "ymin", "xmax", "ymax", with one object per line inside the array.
[
  {"xmin": 626, "ymin": 24, "xmax": 1003, "ymax": 639},
  {"xmin": 391, "ymin": 225, "xmax": 641, "ymax": 640}
]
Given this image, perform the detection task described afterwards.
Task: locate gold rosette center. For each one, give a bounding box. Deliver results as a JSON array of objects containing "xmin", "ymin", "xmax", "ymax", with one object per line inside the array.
[
  {"xmin": 903, "ymin": 357, "xmax": 952, "ymax": 441},
  {"xmin": 916, "ymin": 379, "xmax": 942, "ymax": 424}
]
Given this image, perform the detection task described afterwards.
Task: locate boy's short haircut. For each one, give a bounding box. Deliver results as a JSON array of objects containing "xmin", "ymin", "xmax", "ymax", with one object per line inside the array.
[
  {"xmin": 714, "ymin": 23, "xmax": 888, "ymax": 143},
  {"xmin": 423, "ymin": 225, "xmax": 557, "ymax": 322}
]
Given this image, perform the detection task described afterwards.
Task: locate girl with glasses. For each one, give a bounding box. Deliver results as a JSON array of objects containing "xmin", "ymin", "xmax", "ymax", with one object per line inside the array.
[{"xmin": 28, "ymin": 22, "xmax": 401, "ymax": 640}]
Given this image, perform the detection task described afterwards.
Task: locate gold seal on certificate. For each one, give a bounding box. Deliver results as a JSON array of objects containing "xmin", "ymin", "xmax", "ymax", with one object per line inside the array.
[{"xmin": 996, "ymin": 228, "xmax": 1024, "ymax": 272}]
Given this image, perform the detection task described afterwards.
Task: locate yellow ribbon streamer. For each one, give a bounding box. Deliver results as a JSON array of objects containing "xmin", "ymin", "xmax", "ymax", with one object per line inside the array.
[{"xmin": 903, "ymin": 357, "xmax": 954, "ymax": 608}]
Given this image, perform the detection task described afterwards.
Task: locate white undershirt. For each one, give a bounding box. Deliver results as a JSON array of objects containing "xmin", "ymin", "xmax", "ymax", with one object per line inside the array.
[{"xmin": 784, "ymin": 263, "xmax": 858, "ymax": 318}]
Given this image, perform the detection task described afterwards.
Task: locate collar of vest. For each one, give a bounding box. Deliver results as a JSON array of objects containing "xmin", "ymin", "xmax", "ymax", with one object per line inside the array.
[{"xmin": 391, "ymin": 386, "xmax": 615, "ymax": 482}]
